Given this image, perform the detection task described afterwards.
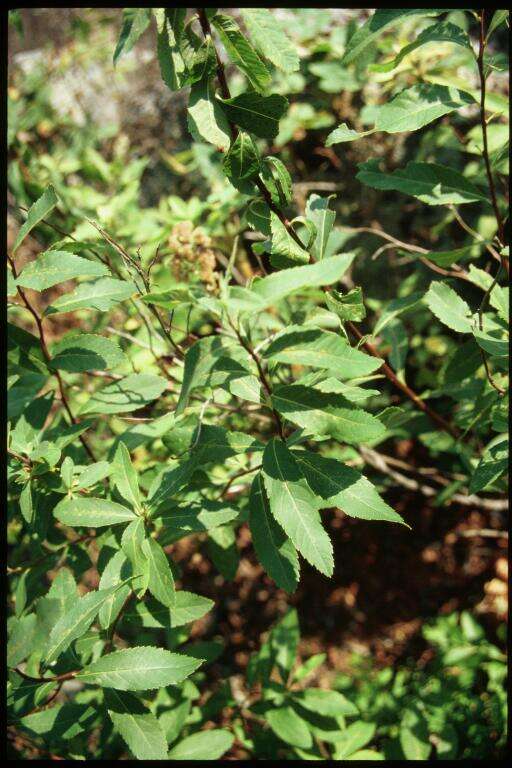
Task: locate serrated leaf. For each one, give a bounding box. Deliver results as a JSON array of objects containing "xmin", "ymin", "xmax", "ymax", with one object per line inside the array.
[
  {"xmin": 105, "ymin": 689, "xmax": 168, "ymax": 760},
  {"xmin": 77, "ymin": 646, "xmax": 202, "ymax": 690},
  {"xmin": 265, "ymin": 706, "xmax": 313, "ymax": 748},
  {"xmin": 270, "ymin": 212, "xmax": 310, "ymax": 267},
  {"xmin": 187, "ymin": 78, "xmax": 231, "ymax": 151},
  {"xmin": 262, "ymin": 326, "xmax": 380, "ymax": 378},
  {"xmin": 262, "ymin": 439, "xmax": 333, "ymax": 577},
  {"xmin": 220, "ymin": 92, "xmax": 288, "ymax": 140},
  {"xmin": 80, "ymin": 373, "xmax": 167, "ymax": 415},
  {"xmin": 8, "ymin": 614, "xmax": 37, "ymax": 667},
  {"xmin": 223, "ymin": 131, "xmax": 261, "ymax": 194},
  {"xmin": 248, "ymin": 252, "xmax": 355, "ymax": 310},
  {"xmin": 113, "ymin": 8, "xmax": 151, "ymax": 64},
  {"xmin": 53, "ymin": 496, "xmax": 137, "ymax": 527},
  {"xmin": 13, "ymin": 185, "xmax": 58, "ymax": 254},
  {"xmin": 326, "ymin": 287, "xmax": 366, "ymax": 322},
  {"xmin": 74, "ymin": 461, "xmax": 112, "ymax": 490},
  {"xmin": 44, "ymin": 586, "xmax": 119, "ymax": 664},
  {"xmin": 141, "ymin": 537, "xmax": 176, "ymax": 608},
  {"xmin": 469, "ymin": 435, "xmax": 508, "ymax": 493},
  {"xmin": 98, "ymin": 551, "xmax": 131, "ymax": 630},
  {"xmin": 154, "ymin": 8, "xmax": 186, "ymax": 91},
  {"xmin": 167, "ymin": 590, "xmax": 214, "ymax": 627},
  {"xmin": 168, "ymin": 729, "xmax": 234, "ymax": 760},
  {"xmin": 20, "ymin": 703, "xmax": 97, "ymax": 741},
  {"xmin": 357, "ymin": 159, "xmax": 489, "ymax": 206},
  {"xmin": 425, "ymin": 281, "xmax": 472, "ymax": 333},
  {"xmin": 46, "ymin": 277, "xmax": 137, "ymax": 315},
  {"xmin": 16, "ymin": 252, "xmax": 108, "ymax": 292},
  {"xmin": 272, "ymin": 385, "xmax": 386, "ymax": 445},
  {"xmin": 262, "ymin": 156, "xmax": 293, "ymax": 207},
  {"xmin": 375, "ymin": 84, "xmax": 475, "ymax": 134},
  {"xmin": 241, "ymin": 9, "xmax": 299, "ymax": 73},
  {"xmin": 50, "ymin": 334, "xmax": 125, "ymax": 372},
  {"xmin": 112, "ymin": 441, "xmax": 142, "ymax": 512},
  {"xmin": 293, "ymin": 450, "xmax": 407, "ymax": 525},
  {"xmin": 156, "ymin": 501, "xmax": 239, "ymax": 546},
  {"xmin": 212, "ymin": 14, "xmax": 270, "ymax": 92},
  {"xmin": 305, "ymin": 194, "xmax": 336, "ymax": 260},
  {"xmin": 372, "ymin": 21, "xmax": 471, "ymax": 73},
  {"xmin": 249, "ymin": 473, "xmax": 299, "ymax": 593}
]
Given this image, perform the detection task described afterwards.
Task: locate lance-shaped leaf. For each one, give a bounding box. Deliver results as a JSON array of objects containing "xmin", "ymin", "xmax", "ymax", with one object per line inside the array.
[
  {"xmin": 112, "ymin": 441, "xmax": 142, "ymax": 512},
  {"xmin": 223, "ymin": 131, "xmax": 261, "ymax": 194},
  {"xmin": 141, "ymin": 537, "xmax": 176, "ymax": 608},
  {"xmin": 265, "ymin": 706, "xmax": 313, "ymax": 748},
  {"xmin": 156, "ymin": 500, "xmax": 240, "ymax": 546},
  {"xmin": 168, "ymin": 590, "xmax": 214, "ymax": 627},
  {"xmin": 425, "ymin": 281, "xmax": 473, "ymax": 333},
  {"xmin": 44, "ymin": 586, "xmax": 119, "ymax": 664},
  {"xmin": 154, "ymin": 8, "xmax": 186, "ymax": 91},
  {"xmin": 121, "ymin": 517, "xmax": 149, "ymax": 596},
  {"xmin": 20, "ymin": 703, "xmax": 97, "ymax": 742},
  {"xmin": 270, "ymin": 212, "xmax": 309, "ymax": 267},
  {"xmin": 469, "ymin": 435, "xmax": 508, "ymax": 494},
  {"xmin": 212, "ymin": 14, "xmax": 270, "ymax": 93},
  {"xmin": 374, "ymin": 84, "xmax": 475, "ymax": 134},
  {"xmin": 342, "ymin": 9, "xmax": 447, "ymax": 65},
  {"xmin": 246, "ymin": 200, "xmax": 272, "ymax": 236},
  {"xmin": 76, "ymin": 646, "xmax": 202, "ymax": 690},
  {"xmin": 326, "ymin": 286, "xmax": 366, "ymax": 322},
  {"xmin": 46, "ymin": 277, "xmax": 137, "ymax": 315},
  {"xmin": 220, "ymin": 92, "xmax": 288, "ymax": 140},
  {"xmin": 74, "ymin": 461, "xmax": 112, "ymax": 490},
  {"xmin": 13, "ymin": 185, "xmax": 58, "ymax": 254},
  {"xmin": 326, "ymin": 123, "xmax": 372, "ymax": 145},
  {"xmin": 49, "ymin": 334, "xmax": 125, "ymax": 373},
  {"xmin": 261, "ymin": 156, "xmax": 293, "ymax": 206},
  {"xmin": 98, "ymin": 551, "xmax": 132, "ymax": 630},
  {"xmin": 241, "ymin": 8, "xmax": 299, "ymax": 73},
  {"xmin": 272, "ymin": 384, "xmax": 386, "ymax": 444},
  {"xmin": 249, "ymin": 473, "xmax": 299, "ymax": 593},
  {"xmin": 357, "ymin": 159, "xmax": 489, "ymax": 206},
  {"xmin": 294, "ymin": 688, "xmax": 359, "ymax": 717},
  {"xmin": 16, "ymin": 252, "xmax": 108, "ymax": 292},
  {"xmin": 187, "ymin": 78, "xmax": 231, "ymax": 152},
  {"xmin": 293, "ymin": 449, "xmax": 407, "ymax": 525},
  {"xmin": 183, "ymin": 35, "xmax": 217, "ymax": 85},
  {"xmin": 105, "ymin": 689, "xmax": 168, "ymax": 760},
  {"xmin": 305, "ymin": 194, "xmax": 336, "ymax": 260},
  {"xmin": 249, "ymin": 252, "xmax": 355, "ymax": 310},
  {"xmin": 333, "ymin": 721, "xmax": 377, "ymax": 759},
  {"xmin": 146, "ymin": 458, "xmax": 198, "ymax": 516},
  {"xmin": 113, "ymin": 8, "xmax": 151, "ymax": 64},
  {"xmin": 53, "ymin": 496, "xmax": 137, "ymax": 528},
  {"xmin": 80, "ymin": 373, "xmax": 167, "ymax": 415},
  {"xmin": 371, "ymin": 21, "xmax": 472, "ymax": 74},
  {"xmin": 262, "ymin": 326, "xmax": 380, "ymax": 378},
  {"xmin": 262, "ymin": 439, "xmax": 333, "ymax": 576},
  {"xmin": 168, "ymin": 729, "xmax": 234, "ymax": 760}
]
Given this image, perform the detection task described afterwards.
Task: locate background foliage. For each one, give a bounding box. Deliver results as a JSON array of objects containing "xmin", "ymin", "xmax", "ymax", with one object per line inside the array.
[{"xmin": 7, "ymin": 8, "xmax": 508, "ymax": 760}]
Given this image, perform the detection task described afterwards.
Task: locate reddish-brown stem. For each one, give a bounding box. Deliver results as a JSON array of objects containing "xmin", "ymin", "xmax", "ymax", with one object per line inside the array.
[
  {"xmin": 477, "ymin": 10, "xmax": 508, "ymax": 274},
  {"xmin": 7, "ymin": 254, "xmax": 97, "ymax": 462}
]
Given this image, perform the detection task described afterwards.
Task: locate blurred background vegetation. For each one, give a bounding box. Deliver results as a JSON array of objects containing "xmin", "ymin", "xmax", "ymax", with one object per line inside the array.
[{"xmin": 7, "ymin": 8, "xmax": 508, "ymax": 759}]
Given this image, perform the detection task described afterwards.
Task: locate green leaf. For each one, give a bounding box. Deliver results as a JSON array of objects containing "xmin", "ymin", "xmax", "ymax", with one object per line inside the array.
[
  {"xmin": 374, "ymin": 84, "xmax": 475, "ymax": 134},
  {"xmin": 168, "ymin": 729, "xmax": 234, "ymax": 760},
  {"xmin": 223, "ymin": 131, "xmax": 261, "ymax": 193},
  {"xmin": 272, "ymin": 385, "xmax": 386, "ymax": 445},
  {"xmin": 113, "ymin": 8, "xmax": 151, "ymax": 64},
  {"xmin": 20, "ymin": 703, "xmax": 96, "ymax": 741},
  {"xmin": 265, "ymin": 706, "xmax": 313, "ymax": 749},
  {"xmin": 333, "ymin": 721, "xmax": 376, "ymax": 759},
  {"xmin": 112, "ymin": 441, "xmax": 142, "ymax": 512},
  {"xmin": 357, "ymin": 159, "xmax": 489, "ymax": 206},
  {"xmin": 381, "ymin": 317, "xmax": 408, "ymax": 374},
  {"xmin": 246, "ymin": 200, "xmax": 272, "ymax": 236},
  {"xmin": 371, "ymin": 21, "xmax": 472, "ymax": 73},
  {"xmin": 77, "ymin": 646, "xmax": 202, "ymax": 690},
  {"xmin": 75, "ymin": 461, "xmax": 112, "ymax": 490},
  {"xmin": 46, "ymin": 277, "xmax": 137, "ymax": 315},
  {"xmin": 53, "ymin": 496, "xmax": 137, "ymax": 527},
  {"xmin": 262, "ymin": 326, "xmax": 380, "ymax": 379},
  {"xmin": 98, "ymin": 551, "xmax": 132, "ymax": 630},
  {"xmin": 220, "ymin": 92, "xmax": 288, "ymax": 140},
  {"xmin": 262, "ymin": 439, "xmax": 333, "ymax": 576},
  {"xmin": 168, "ymin": 590, "xmax": 214, "ymax": 627},
  {"xmin": 50, "ymin": 334, "xmax": 125, "ymax": 373},
  {"xmin": 212, "ymin": 14, "xmax": 270, "ymax": 92},
  {"xmin": 8, "ymin": 614, "xmax": 37, "ymax": 667},
  {"xmin": 444, "ymin": 339, "xmax": 483, "ymax": 383},
  {"xmin": 105, "ymin": 689, "xmax": 168, "ymax": 760},
  {"xmin": 249, "ymin": 473, "xmax": 299, "ymax": 593},
  {"xmin": 121, "ymin": 518, "xmax": 149, "ymax": 596},
  {"xmin": 270, "ymin": 607, "xmax": 300, "ymax": 678},
  {"xmin": 207, "ymin": 525, "xmax": 239, "ymax": 580},
  {"xmin": 44, "ymin": 586, "xmax": 119, "ymax": 664},
  {"xmin": 305, "ymin": 194, "xmax": 336, "ymax": 260},
  {"xmin": 141, "ymin": 537, "xmax": 176, "ymax": 608},
  {"xmin": 294, "ymin": 689, "xmax": 358, "ymax": 717},
  {"xmin": 326, "ymin": 287, "xmax": 366, "ymax": 322},
  {"xmin": 400, "ymin": 710, "xmax": 431, "ymax": 760},
  {"xmin": 326, "ymin": 123, "xmax": 372, "ymax": 145},
  {"xmin": 342, "ymin": 9, "xmax": 447, "ymax": 65},
  {"xmin": 270, "ymin": 212, "xmax": 310, "ymax": 267},
  {"xmin": 425, "ymin": 281, "xmax": 473, "ymax": 333},
  {"xmin": 248, "ymin": 252, "xmax": 355, "ymax": 310},
  {"xmin": 184, "ymin": 36, "xmax": 218, "ymax": 86},
  {"xmin": 469, "ymin": 435, "xmax": 508, "ymax": 493},
  {"xmin": 16, "ymin": 251, "xmax": 108, "ymax": 292},
  {"xmin": 187, "ymin": 78, "xmax": 231, "ymax": 152},
  {"xmin": 241, "ymin": 9, "xmax": 299, "ymax": 73},
  {"xmin": 79, "ymin": 373, "xmax": 167, "ymax": 415},
  {"xmin": 154, "ymin": 8, "xmax": 186, "ymax": 91},
  {"xmin": 262, "ymin": 156, "xmax": 293, "ymax": 207},
  {"xmin": 293, "ymin": 450, "xmax": 406, "ymax": 525},
  {"xmin": 13, "ymin": 185, "xmax": 58, "ymax": 254},
  {"xmin": 156, "ymin": 501, "xmax": 239, "ymax": 545}
]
